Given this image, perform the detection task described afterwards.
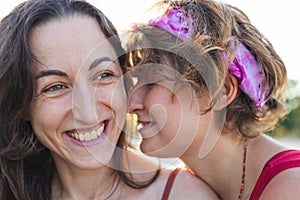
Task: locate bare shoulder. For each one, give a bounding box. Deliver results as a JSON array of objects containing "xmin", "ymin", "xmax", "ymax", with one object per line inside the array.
[
  {"xmin": 260, "ymin": 167, "xmax": 300, "ymax": 199},
  {"xmin": 167, "ymin": 168, "xmax": 219, "ymax": 200},
  {"xmin": 124, "ymin": 153, "xmax": 219, "ymax": 199}
]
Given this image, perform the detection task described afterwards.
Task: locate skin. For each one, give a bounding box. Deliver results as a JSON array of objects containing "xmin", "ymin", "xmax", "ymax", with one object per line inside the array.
[
  {"xmin": 30, "ymin": 15, "xmax": 126, "ymax": 170},
  {"xmin": 29, "ymin": 15, "xmax": 127, "ymax": 198},
  {"xmin": 129, "ymin": 65, "xmax": 201, "ymax": 157},
  {"xmin": 128, "ymin": 62, "xmax": 300, "ymax": 200},
  {"xmin": 28, "ymin": 15, "xmax": 219, "ymax": 199}
]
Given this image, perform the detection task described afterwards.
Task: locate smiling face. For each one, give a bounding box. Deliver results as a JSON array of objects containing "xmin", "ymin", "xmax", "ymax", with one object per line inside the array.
[
  {"xmin": 128, "ymin": 64, "xmax": 205, "ymax": 157},
  {"xmin": 29, "ymin": 15, "xmax": 126, "ymax": 169}
]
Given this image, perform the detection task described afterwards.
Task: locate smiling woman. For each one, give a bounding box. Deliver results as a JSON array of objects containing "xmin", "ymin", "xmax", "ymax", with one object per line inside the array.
[
  {"xmin": 0, "ymin": 0, "xmax": 138, "ymax": 198},
  {"xmin": 29, "ymin": 15, "xmax": 126, "ymax": 166},
  {"xmin": 125, "ymin": 0, "xmax": 300, "ymax": 199}
]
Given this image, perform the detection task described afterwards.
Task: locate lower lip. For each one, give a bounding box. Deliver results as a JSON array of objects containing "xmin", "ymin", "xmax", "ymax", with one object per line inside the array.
[
  {"xmin": 138, "ymin": 123, "xmax": 158, "ymax": 138},
  {"xmin": 138, "ymin": 122, "xmax": 155, "ymax": 131},
  {"xmin": 64, "ymin": 126, "xmax": 108, "ymax": 147}
]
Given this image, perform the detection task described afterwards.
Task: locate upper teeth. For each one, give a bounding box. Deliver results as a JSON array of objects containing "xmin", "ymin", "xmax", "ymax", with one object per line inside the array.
[
  {"xmin": 67, "ymin": 124, "xmax": 105, "ymax": 142},
  {"xmin": 137, "ymin": 122, "xmax": 153, "ymax": 129}
]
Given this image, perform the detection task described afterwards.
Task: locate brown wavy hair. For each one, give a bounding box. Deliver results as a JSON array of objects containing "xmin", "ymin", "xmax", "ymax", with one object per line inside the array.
[
  {"xmin": 0, "ymin": 0, "xmax": 158, "ymax": 199},
  {"xmin": 125, "ymin": 0, "xmax": 288, "ymax": 138}
]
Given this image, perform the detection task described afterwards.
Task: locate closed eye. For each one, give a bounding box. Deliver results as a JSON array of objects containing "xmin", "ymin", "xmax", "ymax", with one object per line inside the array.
[{"xmin": 146, "ymin": 82, "xmax": 157, "ymax": 87}]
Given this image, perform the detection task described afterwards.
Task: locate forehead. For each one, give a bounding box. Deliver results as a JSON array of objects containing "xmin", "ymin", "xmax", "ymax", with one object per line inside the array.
[{"xmin": 29, "ymin": 15, "xmax": 118, "ymax": 72}]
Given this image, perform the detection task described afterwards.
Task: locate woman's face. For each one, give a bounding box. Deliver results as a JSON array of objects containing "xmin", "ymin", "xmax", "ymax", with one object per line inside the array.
[
  {"xmin": 29, "ymin": 16, "xmax": 126, "ymax": 169},
  {"xmin": 128, "ymin": 64, "xmax": 210, "ymax": 158}
]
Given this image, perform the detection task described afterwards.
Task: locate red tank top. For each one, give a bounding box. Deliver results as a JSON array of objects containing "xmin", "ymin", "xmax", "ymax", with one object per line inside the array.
[
  {"xmin": 249, "ymin": 149, "xmax": 300, "ymax": 199},
  {"xmin": 161, "ymin": 168, "xmax": 181, "ymax": 200}
]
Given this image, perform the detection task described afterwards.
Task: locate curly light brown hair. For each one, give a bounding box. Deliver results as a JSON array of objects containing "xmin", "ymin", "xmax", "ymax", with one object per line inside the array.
[{"xmin": 124, "ymin": 0, "xmax": 288, "ymax": 138}]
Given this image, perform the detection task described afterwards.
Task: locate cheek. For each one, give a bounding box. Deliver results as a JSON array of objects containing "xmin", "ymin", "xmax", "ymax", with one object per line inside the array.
[
  {"xmin": 30, "ymin": 98, "xmax": 70, "ymax": 135},
  {"xmin": 29, "ymin": 105, "xmax": 55, "ymax": 148},
  {"xmin": 148, "ymin": 91, "xmax": 182, "ymax": 138},
  {"xmin": 113, "ymin": 84, "xmax": 127, "ymax": 111},
  {"xmin": 160, "ymin": 92, "xmax": 198, "ymax": 139},
  {"xmin": 160, "ymin": 106, "xmax": 181, "ymax": 142},
  {"xmin": 100, "ymin": 83, "xmax": 127, "ymax": 125}
]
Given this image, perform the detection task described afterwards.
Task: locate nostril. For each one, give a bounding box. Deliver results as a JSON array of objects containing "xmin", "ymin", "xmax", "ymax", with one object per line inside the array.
[
  {"xmin": 128, "ymin": 98, "xmax": 136, "ymax": 113},
  {"xmin": 128, "ymin": 100, "xmax": 144, "ymax": 114},
  {"xmin": 127, "ymin": 85, "xmax": 147, "ymax": 113}
]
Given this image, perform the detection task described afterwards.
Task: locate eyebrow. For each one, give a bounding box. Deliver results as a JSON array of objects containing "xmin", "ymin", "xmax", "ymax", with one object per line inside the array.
[
  {"xmin": 89, "ymin": 56, "xmax": 115, "ymax": 70},
  {"xmin": 35, "ymin": 57, "xmax": 115, "ymax": 79},
  {"xmin": 35, "ymin": 69, "xmax": 68, "ymax": 79}
]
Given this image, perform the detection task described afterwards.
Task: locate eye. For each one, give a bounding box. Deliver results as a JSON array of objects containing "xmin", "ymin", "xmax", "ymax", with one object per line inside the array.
[
  {"xmin": 93, "ymin": 71, "xmax": 117, "ymax": 85},
  {"xmin": 146, "ymin": 82, "xmax": 157, "ymax": 88},
  {"xmin": 42, "ymin": 83, "xmax": 67, "ymax": 93},
  {"xmin": 97, "ymin": 72, "xmax": 113, "ymax": 80}
]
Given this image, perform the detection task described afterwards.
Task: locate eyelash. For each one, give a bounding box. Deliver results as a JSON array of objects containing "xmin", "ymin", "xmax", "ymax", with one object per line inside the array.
[
  {"xmin": 42, "ymin": 83, "xmax": 67, "ymax": 93},
  {"xmin": 40, "ymin": 71, "xmax": 117, "ymax": 95},
  {"xmin": 146, "ymin": 82, "xmax": 157, "ymax": 87},
  {"xmin": 96, "ymin": 71, "xmax": 113, "ymax": 80},
  {"xmin": 93, "ymin": 71, "xmax": 117, "ymax": 84}
]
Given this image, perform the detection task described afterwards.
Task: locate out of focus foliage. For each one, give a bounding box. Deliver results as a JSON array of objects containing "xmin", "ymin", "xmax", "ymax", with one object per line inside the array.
[{"xmin": 268, "ymin": 80, "xmax": 300, "ymax": 137}]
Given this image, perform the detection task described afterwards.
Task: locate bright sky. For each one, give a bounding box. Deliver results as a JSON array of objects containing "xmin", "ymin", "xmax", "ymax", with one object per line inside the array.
[{"xmin": 1, "ymin": 0, "xmax": 299, "ymax": 95}]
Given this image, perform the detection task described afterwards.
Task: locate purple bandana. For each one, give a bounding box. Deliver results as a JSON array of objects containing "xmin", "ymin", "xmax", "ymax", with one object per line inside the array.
[
  {"xmin": 149, "ymin": 6, "xmax": 194, "ymax": 41},
  {"xmin": 148, "ymin": 6, "xmax": 269, "ymax": 110},
  {"xmin": 226, "ymin": 41, "xmax": 269, "ymax": 110}
]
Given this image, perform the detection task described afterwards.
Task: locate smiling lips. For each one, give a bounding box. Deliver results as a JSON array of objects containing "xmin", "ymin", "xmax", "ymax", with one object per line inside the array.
[
  {"xmin": 67, "ymin": 123, "xmax": 105, "ymax": 142},
  {"xmin": 138, "ymin": 122, "xmax": 152, "ymax": 129},
  {"xmin": 137, "ymin": 121, "xmax": 157, "ymax": 132}
]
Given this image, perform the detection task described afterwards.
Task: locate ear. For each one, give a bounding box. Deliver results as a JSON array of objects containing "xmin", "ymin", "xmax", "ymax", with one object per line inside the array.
[{"xmin": 213, "ymin": 74, "xmax": 239, "ymax": 111}]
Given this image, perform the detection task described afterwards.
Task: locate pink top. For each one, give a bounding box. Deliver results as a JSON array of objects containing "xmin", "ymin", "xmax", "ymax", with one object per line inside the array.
[{"xmin": 249, "ymin": 149, "xmax": 300, "ymax": 199}]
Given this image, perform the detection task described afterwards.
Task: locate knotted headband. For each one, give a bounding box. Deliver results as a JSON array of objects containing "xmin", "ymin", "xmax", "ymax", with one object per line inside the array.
[
  {"xmin": 149, "ymin": 6, "xmax": 194, "ymax": 41},
  {"xmin": 148, "ymin": 6, "xmax": 269, "ymax": 110}
]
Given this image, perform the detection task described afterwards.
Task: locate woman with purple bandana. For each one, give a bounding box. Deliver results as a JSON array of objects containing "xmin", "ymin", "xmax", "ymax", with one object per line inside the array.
[{"xmin": 125, "ymin": 0, "xmax": 300, "ymax": 199}]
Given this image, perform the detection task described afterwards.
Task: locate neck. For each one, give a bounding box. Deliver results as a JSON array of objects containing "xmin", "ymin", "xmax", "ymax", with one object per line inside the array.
[
  {"xmin": 52, "ymin": 163, "xmax": 119, "ymax": 200},
  {"xmin": 181, "ymin": 133, "xmax": 288, "ymax": 200},
  {"xmin": 181, "ymin": 134, "xmax": 247, "ymax": 200}
]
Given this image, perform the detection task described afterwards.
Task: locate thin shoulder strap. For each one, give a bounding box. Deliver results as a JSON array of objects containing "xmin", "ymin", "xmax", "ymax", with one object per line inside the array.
[
  {"xmin": 161, "ymin": 168, "xmax": 181, "ymax": 200},
  {"xmin": 249, "ymin": 150, "xmax": 300, "ymax": 200}
]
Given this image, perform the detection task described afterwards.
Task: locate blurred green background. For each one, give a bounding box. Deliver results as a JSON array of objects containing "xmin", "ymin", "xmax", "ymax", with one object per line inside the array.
[{"xmin": 268, "ymin": 79, "xmax": 300, "ymax": 138}]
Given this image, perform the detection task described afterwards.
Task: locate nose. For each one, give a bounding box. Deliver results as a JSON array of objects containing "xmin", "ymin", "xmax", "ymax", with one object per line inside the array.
[
  {"xmin": 128, "ymin": 86, "xmax": 146, "ymax": 114},
  {"xmin": 72, "ymin": 82, "xmax": 99, "ymax": 126}
]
